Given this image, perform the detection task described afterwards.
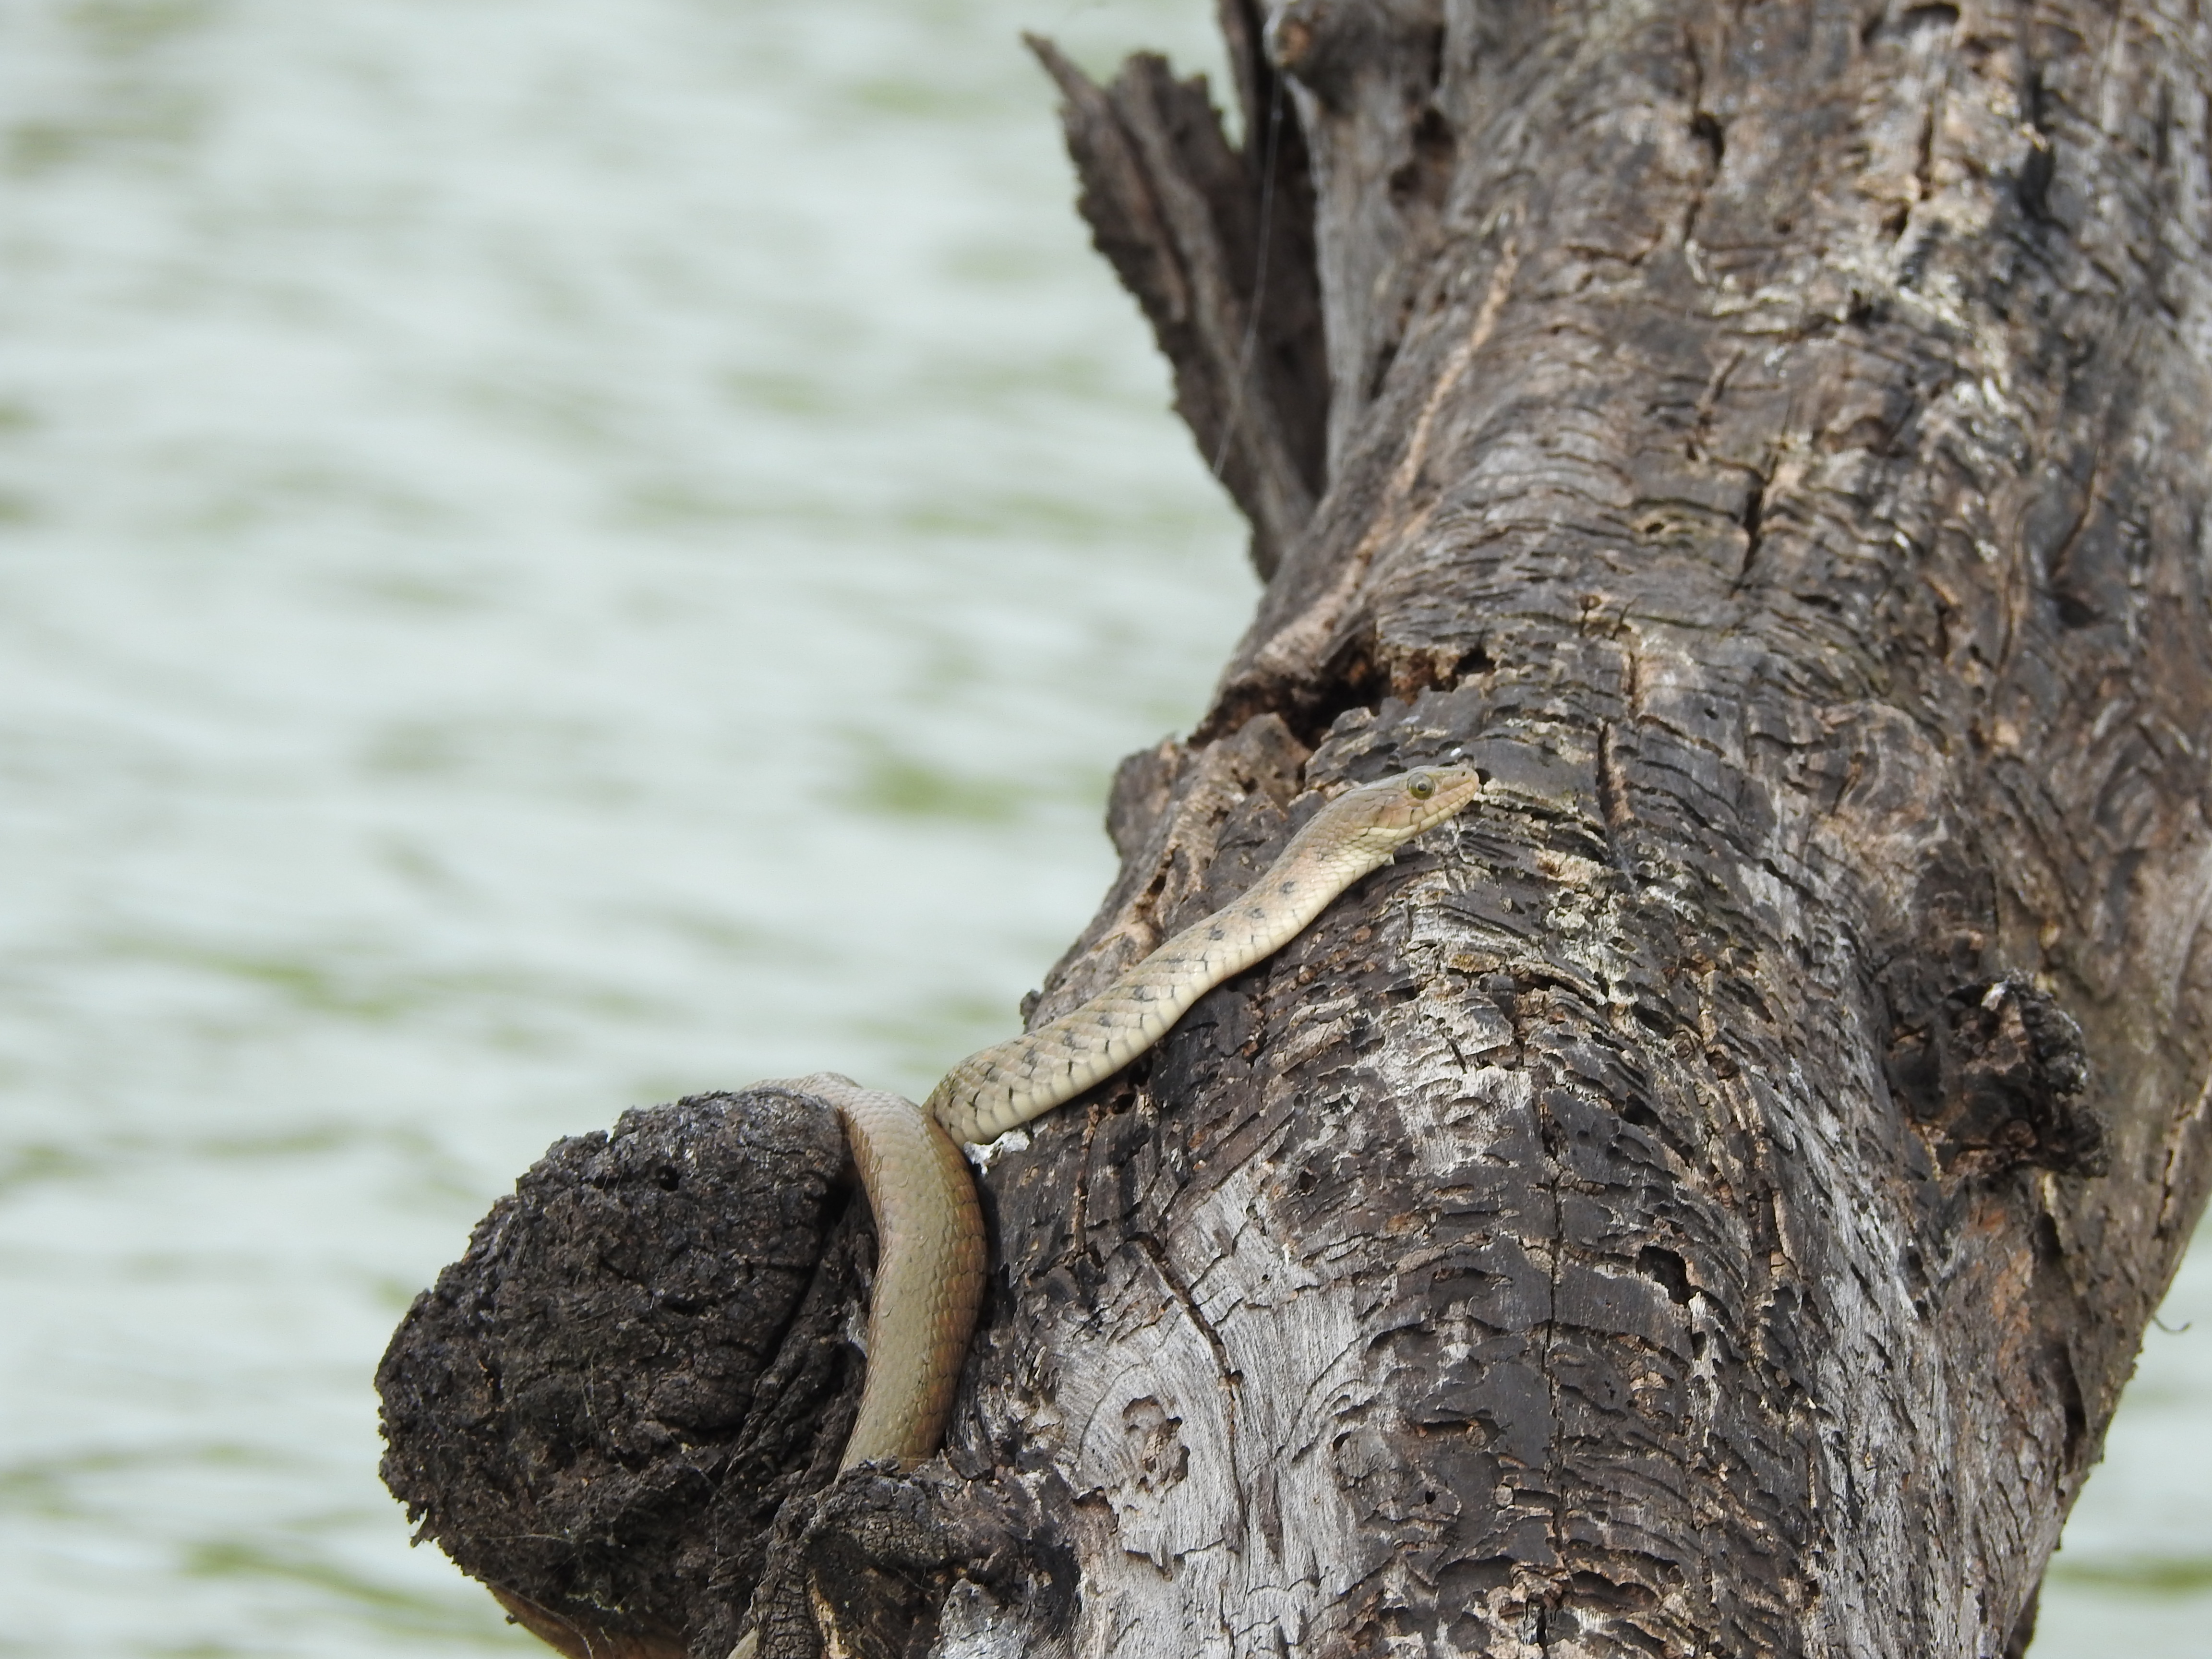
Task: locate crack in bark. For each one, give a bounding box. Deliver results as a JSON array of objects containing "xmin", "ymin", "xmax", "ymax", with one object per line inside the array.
[{"xmin": 1129, "ymin": 1227, "xmax": 1253, "ymax": 1550}]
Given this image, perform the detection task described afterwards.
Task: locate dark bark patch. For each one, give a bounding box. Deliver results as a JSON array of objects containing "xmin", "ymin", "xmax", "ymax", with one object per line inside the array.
[
  {"xmin": 1688, "ymin": 109, "xmax": 1725, "ymax": 169},
  {"xmin": 737, "ymin": 1463, "xmax": 1079, "ymax": 1659},
  {"xmin": 1884, "ymin": 977, "xmax": 2105, "ymax": 1178},
  {"xmin": 1636, "ymin": 1243, "xmax": 1695, "ymax": 1306},
  {"xmin": 765, "ymin": 1471, "xmax": 957, "ymax": 1659},
  {"xmin": 377, "ymin": 1090, "xmax": 870, "ymax": 1659},
  {"xmin": 1389, "ymin": 104, "xmax": 1458, "ymax": 215},
  {"xmin": 1289, "ymin": 635, "xmax": 1386, "ymax": 748}
]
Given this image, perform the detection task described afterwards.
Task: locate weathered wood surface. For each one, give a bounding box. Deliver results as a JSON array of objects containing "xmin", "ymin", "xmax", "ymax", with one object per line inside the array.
[
  {"xmin": 963, "ymin": 0, "xmax": 2212, "ymax": 1651},
  {"xmin": 379, "ymin": 1, "xmax": 2212, "ymax": 1654},
  {"xmin": 1025, "ymin": 0, "xmax": 1330, "ymax": 580},
  {"xmin": 377, "ymin": 1093, "xmax": 872, "ymax": 1659}
]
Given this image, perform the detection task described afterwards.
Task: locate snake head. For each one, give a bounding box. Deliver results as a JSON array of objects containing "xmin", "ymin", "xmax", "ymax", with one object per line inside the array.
[
  {"xmin": 1316, "ymin": 763, "xmax": 1486, "ymax": 865},
  {"xmin": 1393, "ymin": 763, "xmax": 1486, "ymax": 832}
]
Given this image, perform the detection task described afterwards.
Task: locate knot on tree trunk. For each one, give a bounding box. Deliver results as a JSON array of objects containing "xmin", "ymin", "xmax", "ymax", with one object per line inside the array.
[
  {"xmin": 745, "ymin": 1464, "xmax": 1080, "ymax": 1659},
  {"xmin": 376, "ymin": 1089, "xmax": 865, "ymax": 1656},
  {"xmin": 375, "ymin": 1089, "xmax": 1067, "ymax": 1659},
  {"xmin": 1886, "ymin": 977, "xmax": 2105, "ymax": 1179}
]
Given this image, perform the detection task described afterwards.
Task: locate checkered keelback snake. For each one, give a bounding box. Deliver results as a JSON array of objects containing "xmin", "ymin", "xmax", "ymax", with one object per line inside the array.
[{"xmin": 724, "ymin": 766, "xmax": 1482, "ymax": 1658}]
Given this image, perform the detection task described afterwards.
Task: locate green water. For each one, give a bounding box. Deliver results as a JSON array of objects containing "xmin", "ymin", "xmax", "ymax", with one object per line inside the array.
[{"xmin": 0, "ymin": 3, "xmax": 2199, "ymax": 1653}]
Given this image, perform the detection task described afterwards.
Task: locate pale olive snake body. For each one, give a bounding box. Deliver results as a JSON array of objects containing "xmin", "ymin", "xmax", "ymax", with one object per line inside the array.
[
  {"xmin": 729, "ymin": 765, "xmax": 1482, "ymax": 1656},
  {"xmin": 785, "ymin": 763, "xmax": 1480, "ymax": 1469}
]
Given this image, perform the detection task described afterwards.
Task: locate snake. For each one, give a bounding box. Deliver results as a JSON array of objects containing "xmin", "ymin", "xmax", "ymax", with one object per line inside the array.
[
  {"xmin": 727, "ymin": 766, "xmax": 1481, "ymax": 1657},
  {"xmin": 784, "ymin": 763, "xmax": 1482, "ymax": 1471}
]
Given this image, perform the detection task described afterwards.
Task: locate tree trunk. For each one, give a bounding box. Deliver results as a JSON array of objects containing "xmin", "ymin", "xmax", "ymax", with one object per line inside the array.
[
  {"xmin": 379, "ymin": 2, "xmax": 2212, "ymax": 1655},
  {"xmin": 960, "ymin": 0, "xmax": 2212, "ymax": 1650}
]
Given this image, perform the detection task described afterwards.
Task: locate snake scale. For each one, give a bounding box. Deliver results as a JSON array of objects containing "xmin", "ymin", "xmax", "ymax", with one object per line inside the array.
[{"xmin": 727, "ymin": 766, "xmax": 1481, "ymax": 1657}]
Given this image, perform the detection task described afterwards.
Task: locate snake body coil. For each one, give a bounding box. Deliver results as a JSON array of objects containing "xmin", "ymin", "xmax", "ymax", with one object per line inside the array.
[{"xmin": 798, "ymin": 764, "xmax": 1482, "ymax": 1474}]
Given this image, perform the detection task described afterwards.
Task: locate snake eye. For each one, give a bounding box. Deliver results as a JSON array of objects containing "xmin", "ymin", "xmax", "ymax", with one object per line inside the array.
[{"xmin": 1406, "ymin": 772, "xmax": 1436, "ymax": 800}]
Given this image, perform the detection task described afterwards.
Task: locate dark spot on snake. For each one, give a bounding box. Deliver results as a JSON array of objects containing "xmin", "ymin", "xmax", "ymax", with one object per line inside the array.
[{"xmin": 1209, "ymin": 925, "xmax": 1225, "ymax": 940}]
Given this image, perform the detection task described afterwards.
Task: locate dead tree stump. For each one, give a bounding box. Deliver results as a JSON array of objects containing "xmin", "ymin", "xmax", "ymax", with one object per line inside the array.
[{"xmin": 380, "ymin": 3, "xmax": 2212, "ymax": 1653}]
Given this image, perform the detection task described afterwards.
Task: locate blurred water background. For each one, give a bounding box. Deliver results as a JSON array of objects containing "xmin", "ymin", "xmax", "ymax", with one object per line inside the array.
[{"xmin": 0, "ymin": 2, "xmax": 2202, "ymax": 1654}]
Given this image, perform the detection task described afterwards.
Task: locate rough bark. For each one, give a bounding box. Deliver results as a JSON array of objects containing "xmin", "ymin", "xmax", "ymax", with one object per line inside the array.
[
  {"xmin": 1029, "ymin": 0, "xmax": 1331, "ymax": 579},
  {"xmin": 379, "ymin": 2, "xmax": 2212, "ymax": 1655},
  {"xmin": 377, "ymin": 1092, "xmax": 870, "ymax": 1659}
]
